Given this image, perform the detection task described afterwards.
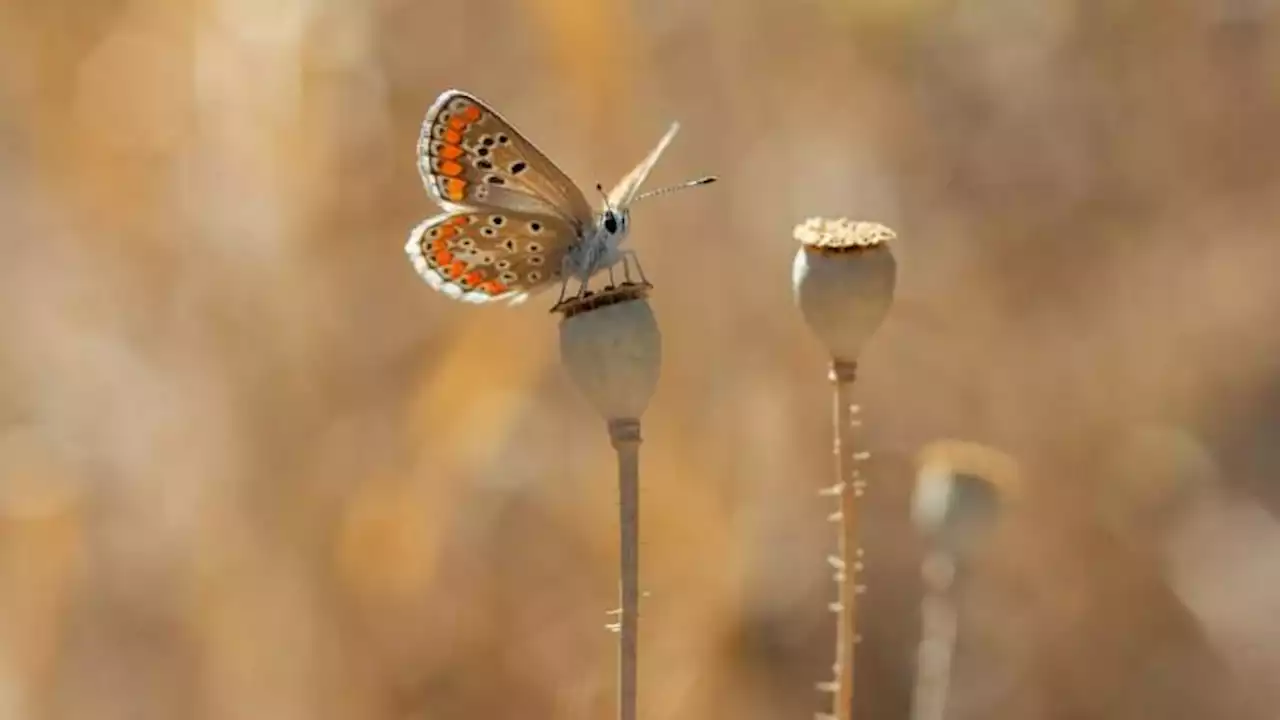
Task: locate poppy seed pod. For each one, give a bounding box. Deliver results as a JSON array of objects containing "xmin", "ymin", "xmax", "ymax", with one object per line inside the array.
[
  {"xmin": 911, "ymin": 440, "xmax": 1021, "ymax": 558},
  {"xmin": 556, "ymin": 283, "xmax": 661, "ymax": 421},
  {"xmin": 792, "ymin": 218, "xmax": 897, "ymax": 363}
]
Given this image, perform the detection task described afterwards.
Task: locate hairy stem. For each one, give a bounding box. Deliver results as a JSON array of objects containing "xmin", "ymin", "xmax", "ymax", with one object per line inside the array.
[{"xmin": 830, "ymin": 360, "xmax": 860, "ymax": 720}]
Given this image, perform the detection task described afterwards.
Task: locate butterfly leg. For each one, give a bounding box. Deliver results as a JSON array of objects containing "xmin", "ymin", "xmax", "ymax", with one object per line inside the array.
[
  {"xmin": 620, "ymin": 250, "xmax": 651, "ymax": 286},
  {"xmin": 573, "ymin": 259, "xmax": 599, "ymax": 300},
  {"xmin": 555, "ymin": 256, "xmax": 578, "ymax": 305},
  {"xmin": 617, "ymin": 254, "xmax": 636, "ymax": 285}
]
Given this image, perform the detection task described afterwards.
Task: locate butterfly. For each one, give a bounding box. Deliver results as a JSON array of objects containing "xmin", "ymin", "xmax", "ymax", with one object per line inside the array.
[{"xmin": 405, "ymin": 89, "xmax": 715, "ymax": 306}]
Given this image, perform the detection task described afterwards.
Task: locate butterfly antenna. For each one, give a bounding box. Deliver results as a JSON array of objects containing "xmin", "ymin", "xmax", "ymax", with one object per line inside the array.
[
  {"xmin": 633, "ymin": 176, "xmax": 718, "ymax": 203},
  {"xmin": 595, "ymin": 182, "xmax": 614, "ymax": 211}
]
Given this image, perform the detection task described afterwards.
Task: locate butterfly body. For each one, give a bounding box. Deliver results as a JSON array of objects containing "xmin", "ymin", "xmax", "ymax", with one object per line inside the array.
[
  {"xmin": 406, "ymin": 89, "xmax": 703, "ymax": 305},
  {"xmin": 567, "ymin": 208, "xmax": 632, "ymax": 281}
]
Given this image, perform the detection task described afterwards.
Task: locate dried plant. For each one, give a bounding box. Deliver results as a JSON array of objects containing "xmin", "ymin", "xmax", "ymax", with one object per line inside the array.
[
  {"xmin": 792, "ymin": 218, "xmax": 897, "ymax": 720},
  {"xmin": 910, "ymin": 440, "xmax": 1021, "ymax": 720},
  {"xmin": 555, "ymin": 282, "xmax": 661, "ymax": 720}
]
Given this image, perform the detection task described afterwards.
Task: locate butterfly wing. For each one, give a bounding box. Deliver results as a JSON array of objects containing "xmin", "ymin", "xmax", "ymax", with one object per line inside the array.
[
  {"xmin": 418, "ymin": 90, "xmax": 596, "ymax": 228},
  {"xmin": 606, "ymin": 122, "xmax": 681, "ymax": 209},
  {"xmin": 405, "ymin": 208, "xmax": 577, "ymax": 305}
]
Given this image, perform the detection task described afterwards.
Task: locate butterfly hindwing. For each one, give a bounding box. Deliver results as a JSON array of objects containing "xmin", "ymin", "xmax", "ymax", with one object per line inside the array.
[
  {"xmin": 418, "ymin": 90, "xmax": 595, "ymax": 227},
  {"xmin": 404, "ymin": 209, "xmax": 578, "ymax": 304}
]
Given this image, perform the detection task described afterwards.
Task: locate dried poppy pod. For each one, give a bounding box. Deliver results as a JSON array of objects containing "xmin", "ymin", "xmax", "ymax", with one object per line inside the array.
[
  {"xmin": 794, "ymin": 218, "xmax": 896, "ymax": 720},
  {"xmin": 555, "ymin": 282, "xmax": 661, "ymax": 422},
  {"xmin": 792, "ymin": 218, "xmax": 898, "ymax": 363},
  {"xmin": 555, "ymin": 280, "xmax": 660, "ymax": 720},
  {"xmin": 911, "ymin": 440, "xmax": 1021, "ymax": 560},
  {"xmin": 909, "ymin": 440, "xmax": 1019, "ymax": 720}
]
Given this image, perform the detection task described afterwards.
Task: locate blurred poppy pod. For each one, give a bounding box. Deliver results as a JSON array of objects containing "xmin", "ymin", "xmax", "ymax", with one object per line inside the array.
[
  {"xmin": 792, "ymin": 218, "xmax": 898, "ymax": 363},
  {"xmin": 911, "ymin": 440, "xmax": 1021, "ymax": 558},
  {"xmin": 555, "ymin": 282, "xmax": 661, "ymax": 422}
]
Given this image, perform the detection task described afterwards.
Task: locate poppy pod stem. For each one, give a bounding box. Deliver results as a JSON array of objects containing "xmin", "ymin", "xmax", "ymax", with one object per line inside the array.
[
  {"xmin": 828, "ymin": 358, "xmax": 863, "ymax": 720},
  {"xmin": 556, "ymin": 282, "xmax": 660, "ymax": 720}
]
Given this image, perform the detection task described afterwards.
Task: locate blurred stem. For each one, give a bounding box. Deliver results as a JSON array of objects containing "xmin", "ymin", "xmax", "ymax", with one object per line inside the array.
[
  {"xmin": 911, "ymin": 553, "xmax": 958, "ymax": 720},
  {"xmin": 830, "ymin": 359, "xmax": 860, "ymax": 720},
  {"xmin": 609, "ymin": 417, "xmax": 642, "ymax": 720}
]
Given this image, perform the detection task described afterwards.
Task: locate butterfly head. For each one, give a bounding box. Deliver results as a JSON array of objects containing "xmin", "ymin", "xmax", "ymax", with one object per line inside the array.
[
  {"xmin": 594, "ymin": 184, "xmax": 632, "ymax": 242},
  {"xmin": 602, "ymin": 207, "xmax": 629, "ymax": 236}
]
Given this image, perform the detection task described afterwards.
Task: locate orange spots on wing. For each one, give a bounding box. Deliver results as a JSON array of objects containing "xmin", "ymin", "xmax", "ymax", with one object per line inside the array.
[
  {"xmin": 478, "ymin": 280, "xmax": 508, "ymax": 295},
  {"xmin": 434, "ymin": 248, "xmax": 452, "ymax": 267},
  {"xmin": 443, "ymin": 129, "xmax": 462, "ymax": 144},
  {"xmin": 442, "ymin": 178, "xmax": 466, "ymax": 201},
  {"xmin": 438, "ymin": 159, "xmax": 464, "ymax": 177},
  {"xmin": 430, "ymin": 237, "xmax": 447, "ymax": 252},
  {"xmin": 460, "ymin": 105, "xmax": 482, "ymax": 122},
  {"xmin": 437, "ymin": 144, "xmax": 464, "ymax": 160},
  {"xmin": 461, "ymin": 270, "xmax": 485, "ymax": 287},
  {"xmin": 446, "ymin": 259, "xmax": 467, "ymax": 278},
  {"xmin": 448, "ymin": 117, "xmax": 468, "ymax": 131},
  {"xmin": 447, "ymin": 215, "xmax": 469, "ymax": 226}
]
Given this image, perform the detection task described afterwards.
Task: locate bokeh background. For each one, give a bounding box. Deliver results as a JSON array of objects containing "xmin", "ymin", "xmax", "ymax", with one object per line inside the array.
[{"xmin": 3, "ymin": 0, "xmax": 1280, "ymax": 717}]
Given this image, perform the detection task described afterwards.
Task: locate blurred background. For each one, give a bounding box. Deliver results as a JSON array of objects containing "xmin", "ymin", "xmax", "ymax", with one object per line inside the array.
[{"xmin": 3, "ymin": 0, "xmax": 1280, "ymax": 717}]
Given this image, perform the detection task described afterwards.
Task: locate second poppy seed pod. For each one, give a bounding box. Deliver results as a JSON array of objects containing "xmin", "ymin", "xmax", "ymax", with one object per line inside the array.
[
  {"xmin": 911, "ymin": 440, "xmax": 1020, "ymax": 558},
  {"xmin": 792, "ymin": 218, "xmax": 898, "ymax": 363},
  {"xmin": 556, "ymin": 284, "xmax": 661, "ymax": 421}
]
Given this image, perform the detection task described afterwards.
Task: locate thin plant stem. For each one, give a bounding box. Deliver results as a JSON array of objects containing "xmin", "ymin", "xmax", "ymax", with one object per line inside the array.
[
  {"xmin": 829, "ymin": 359, "xmax": 861, "ymax": 720},
  {"xmin": 911, "ymin": 553, "xmax": 958, "ymax": 720},
  {"xmin": 609, "ymin": 417, "xmax": 642, "ymax": 720}
]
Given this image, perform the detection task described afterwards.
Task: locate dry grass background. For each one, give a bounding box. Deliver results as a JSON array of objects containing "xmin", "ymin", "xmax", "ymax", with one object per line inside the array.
[{"xmin": 2, "ymin": 0, "xmax": 1280, "ymax": 718}]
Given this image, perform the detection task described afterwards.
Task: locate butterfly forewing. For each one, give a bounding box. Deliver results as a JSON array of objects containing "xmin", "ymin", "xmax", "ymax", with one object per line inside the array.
[
  {"xmin": 405, "ymin": 209, "xmax": 577, "ymax": 304},
  {"xmin": 607, "ymin": 122, "xmax": 681, "ymax": 209},
  {"xmin": 418, "ymin": 90, "xmax": 595, "ymax": 227}
]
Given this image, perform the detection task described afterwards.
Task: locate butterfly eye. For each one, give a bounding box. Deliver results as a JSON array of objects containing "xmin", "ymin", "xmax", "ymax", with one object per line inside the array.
[{"xmin": 603, "ymin": 213, "xmax": 619, "ymax": 234}]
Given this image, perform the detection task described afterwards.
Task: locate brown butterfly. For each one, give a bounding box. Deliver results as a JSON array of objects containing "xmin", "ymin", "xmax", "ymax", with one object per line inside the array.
[{"xmin": 405, "ymin": 89, "xmax": 715, "ymax": 305}]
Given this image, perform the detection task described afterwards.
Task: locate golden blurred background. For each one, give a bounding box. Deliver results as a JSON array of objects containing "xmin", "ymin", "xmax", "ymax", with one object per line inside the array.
[{"xmin": 3, "ymin": 0, "xmax": 1280, "ymax": 717}]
